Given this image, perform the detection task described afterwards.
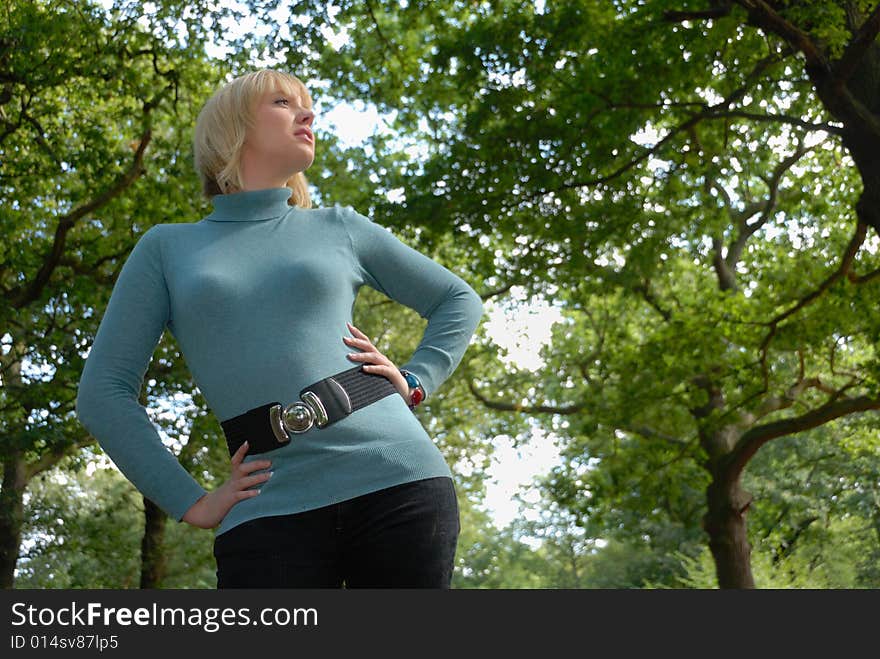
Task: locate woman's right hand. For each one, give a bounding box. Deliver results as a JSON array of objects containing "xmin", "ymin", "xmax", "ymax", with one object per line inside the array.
[{"xmin": 182, "ymin": 441, "xmax": 272, "ymax": 529}]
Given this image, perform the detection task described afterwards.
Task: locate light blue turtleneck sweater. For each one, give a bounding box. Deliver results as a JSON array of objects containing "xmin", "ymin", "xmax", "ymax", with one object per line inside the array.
[{"xmin": 76, "ymin": 187, "xmax": 484, "ymax": 535}]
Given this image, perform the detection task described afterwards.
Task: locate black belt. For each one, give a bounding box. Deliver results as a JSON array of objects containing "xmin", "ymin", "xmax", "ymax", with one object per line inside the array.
[{"xmin": 220, "ymin": 364, "xmax": 398, "ymax": 456}]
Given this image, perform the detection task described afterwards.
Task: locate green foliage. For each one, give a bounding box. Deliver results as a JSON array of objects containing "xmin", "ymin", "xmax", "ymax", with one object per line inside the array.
[
  {"xmin": 744, "ymin": 420, "xmax": 880, "ymax": 588},
  {"xmin": 3, "ymin": 0, "xmax": 525, "ymax": 588},
  {"xmin": 294, "ymin": 0, "xmax": 880, "ymax": 587},
  {"xmin": 452, "ymin": 485, "xmax": 549, "ymax": 589},
  {"xmin": 6, "ymin": 0, "xmax": 880, "ymax": 589},
  {"xmin": 250, "ymin": 0, "xmax": 880, "ymax": 587},
  {"xmin": 16, "ymin": 460, "xmax": 144, "ymax": 588},
  {"xmin": 675, "ymin": 535, "xmax": 867, "ymax": 590},
  {"xmin": 16, "ymin": 454, "xmax": 216, "ymax": 588},
  {"xmin": 775, "ymin": 0, "xmax": 875, "ymax": 59}
]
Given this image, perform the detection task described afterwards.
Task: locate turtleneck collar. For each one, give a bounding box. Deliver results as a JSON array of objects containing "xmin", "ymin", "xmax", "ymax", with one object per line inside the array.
[{"xmin": 205, "ymin": 187, "xmax": 294, "ymax": 222}]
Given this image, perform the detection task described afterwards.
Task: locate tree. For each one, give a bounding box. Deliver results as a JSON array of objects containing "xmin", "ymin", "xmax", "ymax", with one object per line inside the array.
[
  {"xmin": 245, "ymin": 0, "xmax": 880, "ymax": 587},
  {"xmin": 0, "ymin": 0, "xmax": 236, "ymax": 587},
  {"xmin": 3, "ymin": 0, "xmax": 518, "ymax": 587},
  {"xmin": 10, "ymin": 0, "xmax": 879, "ymax": 589}
]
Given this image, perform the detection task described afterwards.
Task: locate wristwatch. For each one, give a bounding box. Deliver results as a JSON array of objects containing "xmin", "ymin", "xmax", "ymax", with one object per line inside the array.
[{"xmin": 399, "ymin": 369, "xmax": 426, "ymax": 410}]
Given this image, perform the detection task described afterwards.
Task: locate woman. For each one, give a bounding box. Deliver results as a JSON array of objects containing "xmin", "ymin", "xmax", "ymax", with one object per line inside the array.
[{"xmin": 75, "ymin": 69, "xmax": 484, "ymax": 588}]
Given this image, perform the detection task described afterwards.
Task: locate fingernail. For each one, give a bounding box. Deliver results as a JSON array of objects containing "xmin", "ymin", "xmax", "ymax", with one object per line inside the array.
[{"xmin": 268, "ymin": 471, "xmax": 274, "ymax": 479}]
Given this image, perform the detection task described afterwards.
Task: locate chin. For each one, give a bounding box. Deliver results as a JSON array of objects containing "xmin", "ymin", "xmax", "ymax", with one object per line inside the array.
[{"xmin": 282, "ymin": 155, "xmax": 314, "ymax": 175}]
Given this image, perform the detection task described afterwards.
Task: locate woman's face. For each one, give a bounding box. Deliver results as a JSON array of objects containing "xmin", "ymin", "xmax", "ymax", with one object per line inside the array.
[{"xmin": 244, "ymin": 86, "xmax": 315, "ymax": 175}]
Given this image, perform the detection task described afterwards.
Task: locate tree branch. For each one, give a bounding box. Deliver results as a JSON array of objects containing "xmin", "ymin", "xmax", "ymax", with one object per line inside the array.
[
  {"xmin": 664, "ymin": 2, "xmax": 734, "ymax": 23},
  {"xmin": 759, "ymin": 221, "xmax": 868, "ymax": 384},
  {"xmin": 479, "ymin": 282, "xmax": 516, "ymax": 301},
  {"xmin": 714, "ymin": 140, "xmax": 812, "ymax": 291},
  {"xmin": 58, "ymin": 242, "xmax": 134, "ymax": 280},
  {"xmin": 833, "ymin": 3, "xmax": 880, "ymax": 83},
  {"xmin": 532, "ymin": 49, "xmax": 788, "ymax": 197},
  {"xmin": 729, "ymin": 139, "xmax": 813, "ymax": 261},
  {"xmin": 21, "ymin": 110, "xmax": 63, "ymax": 168},
  {"xmin": 746, "ymin": 377, "xmax": 837, "ymax": 424},
  {"xmin": 712, "ymin": 235, "xmax": 738, "ymax": 291},
  {"xmin": 847, "ymin": 266, "xmax": 880, "ymax": 285},
  {"xmin": 829, "ymin": 338, "xmax": 863, "ymax": 382},
  {"xmin": 7, "ymin": 113, "xmax": 153, "ymax": 309},
  {"xmin": 633, "ymin": 280, "xmax": 673, "ymax": 320},
  {"xmin": 622, "ymin": 424, "xmax": 690, "ymax": 447},
  {"xmin": 467, "ymin": 379, "xmax": 584, "ymax": 415},
  {"xmin": 773, "ymin": 515, "xmax": 819, "ymax": 564},
  {"xmin": 22, "ymin": 449, "xmax": 67, "ymax": 481},
  {"xmin": 735, "ymin": 0, "xmax": 830, "ymax": 73},
  {"xmin": 690, "ymin": 373, "xmax": 725, "ymax": 418},
  {"xmin": 729, "ymin": 393, "xmax": 880, "ymax": 480},
  {"xmin": 704, "ymin": 108, "xmax": 843, "ymax": 134}
]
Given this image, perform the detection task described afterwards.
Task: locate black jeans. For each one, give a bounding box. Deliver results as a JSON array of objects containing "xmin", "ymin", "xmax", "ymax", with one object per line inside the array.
[{"xmin": 213, "ymin": 476, "xmax": 460, "ymax": 588}]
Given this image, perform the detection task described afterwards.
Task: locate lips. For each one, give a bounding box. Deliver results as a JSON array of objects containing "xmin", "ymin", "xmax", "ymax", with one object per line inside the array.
[{"xmin": 294, "ymin": 128, "xmax": 313, "ymax": 143}]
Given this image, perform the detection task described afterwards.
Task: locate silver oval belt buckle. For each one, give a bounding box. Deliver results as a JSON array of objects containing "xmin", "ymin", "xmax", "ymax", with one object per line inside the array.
[
  {"xmin": 268, "ymin": 390, "xmax": 331, "ymax": 444},
  {"xmin": 285, "ymin": 401, "xmax": 317, "ymax": 433},
  {"xmin": 268, "ymin": 401, "xmax": 313, "ymax": 444}
]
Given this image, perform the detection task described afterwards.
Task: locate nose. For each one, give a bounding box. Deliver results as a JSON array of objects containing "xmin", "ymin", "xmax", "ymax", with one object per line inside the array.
[{"xmin": 296, "ymin": 109, "xmax": 314, "ymax": 126}]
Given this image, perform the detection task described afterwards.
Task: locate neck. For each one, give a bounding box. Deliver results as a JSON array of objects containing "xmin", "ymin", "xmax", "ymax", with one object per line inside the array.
[
  {"xmin": 239, "ymin": 152, "xmax": 297, "ymax": 191},
  {"xmin": 239, "ymin": 173, "xmax": 291, "ymax": 191}
]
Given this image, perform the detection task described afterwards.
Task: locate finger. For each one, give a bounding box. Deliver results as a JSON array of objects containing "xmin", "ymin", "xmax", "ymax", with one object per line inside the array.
[
  {"xmin": 235, "ymin": 489, "xmax": 261, "ymax": 501},
  {"xmin": 230, "ymin": 440, "xmax": 249, "ymax": 466},
  {"xmin": 238, "ymin": 472, "xmax": 273, "ymax": 489},
  {"xmin": 361, "ymin": 363, "xmax": 398, "ymax": 376},
  {"xmin": 345, "ymin": 336, "xmax": 373, "ymax": 348},
  {"xmin": 362, "ymin": 364, "xmax": 406, "ymax": 392},
  {"xmin": 346, "ymin": 321, "xmax": 370, "ymax": 340},
  {"xmin": 349, "ymin": 348, "xmax": 389, "ymax": 361},
  {"xmin": 362, "ymin": 365, "xmax": 408, "ymax": 402},
  {"xmin": 237, "ymin": 459, "xmax": 272, "ymax": 475}
]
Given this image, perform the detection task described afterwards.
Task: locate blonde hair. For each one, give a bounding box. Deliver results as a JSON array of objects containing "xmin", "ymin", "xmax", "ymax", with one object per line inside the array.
[{"xmin": 193, "ymin": 69, "xmax": 313, "ymax": 208}]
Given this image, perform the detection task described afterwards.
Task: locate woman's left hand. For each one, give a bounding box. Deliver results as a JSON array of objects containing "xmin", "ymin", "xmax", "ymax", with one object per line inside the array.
[{"xmin": 343, "ymin": 321, "xmax": 410, "ymax": 403}]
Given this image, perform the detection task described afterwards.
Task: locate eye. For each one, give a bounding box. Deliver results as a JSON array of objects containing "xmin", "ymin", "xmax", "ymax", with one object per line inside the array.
[{"xmin": 274, "ymin": 98, "xmax": 289, "ymax": 106}]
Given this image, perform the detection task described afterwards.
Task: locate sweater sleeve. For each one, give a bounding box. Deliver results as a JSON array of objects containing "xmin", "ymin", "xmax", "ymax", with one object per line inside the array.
[
  {"xmin": 75, "ymin": 225, "xmax": 207, "ymax": 521},
  {"xmin": 338, "ymin": 206, "xmax": 484, "ymax": 399}
]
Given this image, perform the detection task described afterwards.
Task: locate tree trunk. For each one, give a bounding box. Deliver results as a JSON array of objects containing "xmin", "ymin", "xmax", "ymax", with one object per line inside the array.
[
  {"xmin": 0, "ymin": 340, "xmax": 29, "ymax": 589},
  {"xmin": 139, "ymin": 496, "xmax": 167, "ymax": 589},
  {"xmin": 703, "ymin": 475, "xmax": 755, "ymax": 588},
  {"xmin": 813, "ymin": 41, "xmax": 880, "ymax": 235},
  {"xmin": 0, "ymin": 452, "xmax": 28, "ymax": 589}
]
